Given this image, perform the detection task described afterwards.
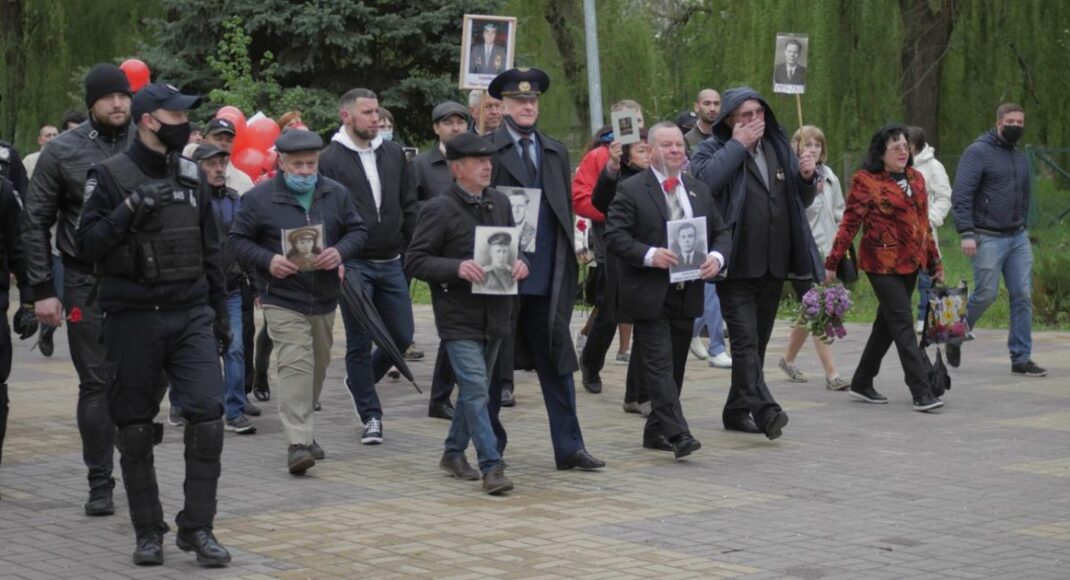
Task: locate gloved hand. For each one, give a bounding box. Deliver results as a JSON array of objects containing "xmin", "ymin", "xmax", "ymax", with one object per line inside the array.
[
  {"xmin": 128, "ymin": 183, "xmax": 174, "ymax": 209},
  {"xmin": 211, "ymin": 301, "xmax": 232, "ymax": 357},
  {"xmin": 13, "ymin": 303, "xmax": 40, "ymax": 340}
]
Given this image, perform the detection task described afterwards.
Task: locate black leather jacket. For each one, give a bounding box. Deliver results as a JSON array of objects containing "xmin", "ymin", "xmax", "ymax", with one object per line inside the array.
[{"xmin": 19, "ymin": 118, "xmax": 133, "ymax": 300}]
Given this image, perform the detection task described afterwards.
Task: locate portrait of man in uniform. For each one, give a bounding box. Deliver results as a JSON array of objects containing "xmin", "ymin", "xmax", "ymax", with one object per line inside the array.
[
  {"xmin": 283, "ymin": 224, "xmax": 324, "ymax": 272},
  {"xmin": 460, "ymin": 15, "xmax": 517, "ymax": 90},
  {"xmin": 473, "ymin": 226, "xmax": 519, "ymax": 295},
  {"xmin": 500, "ymin": 187, "xmax": 540, "ymax": 253}
]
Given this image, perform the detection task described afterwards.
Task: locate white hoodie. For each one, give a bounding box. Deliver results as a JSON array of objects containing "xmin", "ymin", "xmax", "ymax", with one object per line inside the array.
[
  {"xmin": 332, "ymin": 127, "xmax": 384, "ymax": 213},
  {"xmin": 912, "ymin": 144, "xmax": 952, "ymax": 249}
]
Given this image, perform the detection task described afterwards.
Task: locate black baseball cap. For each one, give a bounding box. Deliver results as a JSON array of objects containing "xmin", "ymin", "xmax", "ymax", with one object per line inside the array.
[
  {"xmin": 131, "ymin": 83, "xmax": 202, "ymax": 120},
  {"xmin": 192, "ymin": 144, "xmax": 229, "ymax": 162},
  {"xmin": 206, "ymin": 118, "xmax": 237, "ymax": 136}
]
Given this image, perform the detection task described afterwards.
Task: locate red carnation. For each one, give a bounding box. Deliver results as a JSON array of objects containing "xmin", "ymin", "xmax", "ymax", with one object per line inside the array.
[
  {"xmin": 576, "ymin": 219, "xmax": 588, "ymax": 232},
  {"xmin": 68, "ymin": 307, "xmax": 83, "ymax": 324}
]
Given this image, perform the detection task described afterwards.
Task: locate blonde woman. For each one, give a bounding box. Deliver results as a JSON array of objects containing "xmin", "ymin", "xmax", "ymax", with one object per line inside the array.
[{"xmin": 777, "ymin": 126, "xmax": 851, "ymax": 390}]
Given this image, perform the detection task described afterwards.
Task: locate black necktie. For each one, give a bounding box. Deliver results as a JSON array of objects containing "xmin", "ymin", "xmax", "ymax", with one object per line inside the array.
[{"xmin": 519, "ymin": 137, "xmax": 537, "ymax": 184}]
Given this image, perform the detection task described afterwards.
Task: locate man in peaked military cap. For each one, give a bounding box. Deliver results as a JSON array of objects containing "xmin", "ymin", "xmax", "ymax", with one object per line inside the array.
[
  {"xmin": 406, "ymin": 131, "xmax": 527, "ymax": 495},
  {"xmin": 484, "ymin": 67, "xmax": 605, "ymax": 471}
]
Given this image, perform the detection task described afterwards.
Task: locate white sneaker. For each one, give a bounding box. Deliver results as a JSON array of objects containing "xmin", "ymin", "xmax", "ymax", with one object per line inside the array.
[
  {"xmin": 708, "ymin": 352, "xmax": 732, "ymax": 368},
  {"xmin": 689, "ymin": 337, "xmax": 709, "ymax": 360},
  {"xmin": 915, "ymin": 320, "xmax": 924, "ymax": 334}
]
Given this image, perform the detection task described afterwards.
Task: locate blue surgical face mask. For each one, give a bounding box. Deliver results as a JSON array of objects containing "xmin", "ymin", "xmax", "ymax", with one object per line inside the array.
[
  {"xmin": 380, "ymin": 130, "xmax": 394, "ymax": 142},
  {"xmin": 285, "ymin": 172, "xmax": 318, "ymax": 194}
]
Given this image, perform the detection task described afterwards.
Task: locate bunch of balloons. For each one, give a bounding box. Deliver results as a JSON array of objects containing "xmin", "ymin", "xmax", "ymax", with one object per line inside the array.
[{"xmin": 215, "ymin": 106, "xmax": 280, "ymax": 182}]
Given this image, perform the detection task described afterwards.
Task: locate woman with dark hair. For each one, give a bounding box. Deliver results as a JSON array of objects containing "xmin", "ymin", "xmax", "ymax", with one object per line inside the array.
[{"xmin": 824, "ymin": 124, "xmax": 945, "ymax": 412}]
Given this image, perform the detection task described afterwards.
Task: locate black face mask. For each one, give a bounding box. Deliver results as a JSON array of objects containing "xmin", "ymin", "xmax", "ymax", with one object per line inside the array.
[
  {"xmin": 151, "ymin": 116, "xmax": 192, "ymax": 152},
  {"xmin": 1001, "ymin": 125, "xmax": 1024, "ymax": 145}
]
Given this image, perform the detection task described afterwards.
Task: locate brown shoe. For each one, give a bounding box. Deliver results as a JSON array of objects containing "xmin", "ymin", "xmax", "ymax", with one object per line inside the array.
[
  {"xmin": 482, "ymin": 463, "xmax": 514, "ymax": 495},
  {"xmin": 287, "ymin": 445, "xmax": 315, "ymax": 475},
  {"xmin": 440, "ymin": 453, "xmax": 480, "ymax": 481}
]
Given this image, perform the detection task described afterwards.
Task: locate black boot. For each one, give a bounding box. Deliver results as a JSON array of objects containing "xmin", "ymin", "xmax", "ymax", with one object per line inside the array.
[
  {"xmin": 132, "ymin": 523, "xmax": 169, "ymax": 566},
  {"xmin": 117, "ymin": 424, "xmax": 166, "ymax": 543},
  {"xmin": 84, "ymin": 477, "xmax": 116, "ymax": 516},
  {"xmin": 176, "ymin": 525, "xmax": 231, "ymax": 567},
  {"xmin": 0, "ymin": 382, "xmax": 9, "ymax": 473},
  {"xmin": 79, "ymin": 384, "xmax": 116, "ymax": 514}
]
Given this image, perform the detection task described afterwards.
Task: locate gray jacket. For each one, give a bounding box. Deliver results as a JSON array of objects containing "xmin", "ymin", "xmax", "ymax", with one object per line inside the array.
[{"xmin": 951, "ymin": 130, "xmax": 1030, "ymax": 239}]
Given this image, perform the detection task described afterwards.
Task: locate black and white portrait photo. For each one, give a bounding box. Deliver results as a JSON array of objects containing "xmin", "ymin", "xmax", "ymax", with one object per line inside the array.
[
  {"xmin": 667, "ymin": 216, "xmax": 707, "ymax": 283},
  {"xmin": 611, "ymin": 108, "xmax": 640, "ymax": 145},
  {"xmin": 459, "ymin": 15, "xmax": 517, "ymax": 90},
  {"xmin": 472, "ymin": 226, "xmax": 520, "ymax": 295},
  {"xmin": 282, "ymin": 223, "xmax": 325, "ymax": 272},
  {"xmin": 499, "ymin": 186, "xmax": 541, "ymax": 253},
  {"xmin": 773, "ymin": 33, "xmax": 809, "ymax": 95}
]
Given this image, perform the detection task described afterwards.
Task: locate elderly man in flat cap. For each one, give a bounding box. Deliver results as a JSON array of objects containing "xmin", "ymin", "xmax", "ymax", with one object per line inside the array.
[
  {"xmin": 229, "ymin": 129, "xmax": 367, "ymax": 475},
  {"xmin": 484, "ymin": 67, "xmax": 605, "ymax": 471},
  {"xmin": 406, "ymin": 132, "xmax": 528, "ymax": 495}
]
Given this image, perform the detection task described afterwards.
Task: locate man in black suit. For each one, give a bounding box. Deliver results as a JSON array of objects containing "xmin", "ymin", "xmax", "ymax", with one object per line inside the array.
[
  {"xmin": 605, "ymin": 122, "xmax": 731, "ymax": 458},
  {"xmin": 690, "ymin": 87, "xmax": 820, "ymax": 440},
  {"xmin": 484, "ymin": 67, "xmax": 604, "ymax": 471},
  {"xmin": 469, "ymin": 23, "xmax": 507, "ymax": 75},
  {"xmin": 773, "ymin": 39, "xmax": 807, "ymax": 86}
]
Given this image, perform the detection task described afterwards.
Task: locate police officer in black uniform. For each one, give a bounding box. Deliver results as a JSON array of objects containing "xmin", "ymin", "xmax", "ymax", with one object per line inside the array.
[
  {"xmin": 20, "ymin": 63, "xmax": 134, "ymax": 515},
  {"xmin": 1, "ymin": 174, "xmax": 36, "ymax": 496},
  {"xmin": 77, "ymin": 84, "xmax": 231, "ymax": 567}
]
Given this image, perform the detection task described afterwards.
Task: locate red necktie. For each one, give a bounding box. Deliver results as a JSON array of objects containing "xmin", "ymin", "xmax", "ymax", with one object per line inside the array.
[{"xmin": 662, "ymin": 177, "xmax": 679, "ymax": 193}]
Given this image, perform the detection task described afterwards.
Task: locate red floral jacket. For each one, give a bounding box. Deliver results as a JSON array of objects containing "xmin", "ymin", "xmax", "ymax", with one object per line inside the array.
[{"xmin": 825, "ymin": 167, "xmax": 942, "ymax": 276}]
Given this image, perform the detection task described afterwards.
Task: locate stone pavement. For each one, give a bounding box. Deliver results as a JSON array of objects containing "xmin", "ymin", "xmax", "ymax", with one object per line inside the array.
[{"xmin": 1, "ymin": 305, "xmax": 1069, "ymax": 579}]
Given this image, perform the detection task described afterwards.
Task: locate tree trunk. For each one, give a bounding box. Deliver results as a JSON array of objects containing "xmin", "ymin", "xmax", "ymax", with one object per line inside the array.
[
  {"xmin": 1, "ymin": 0, "xmax": 25, "ymax": 139},
  {"xmin": 544, "ymin": 0, "xmax": 589, "ymax": 131},
  {"xmin": 899, "ymin": 0, "xmax": 959, "ymax": 150}
]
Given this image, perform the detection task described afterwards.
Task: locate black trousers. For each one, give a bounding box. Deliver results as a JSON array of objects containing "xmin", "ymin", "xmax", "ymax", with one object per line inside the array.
[
  {"xmin": 717, "ymin": 274, "xmax": 784, "ymax": 427},
  {"xmin": 429, "ymin": 341, "xmax": 455, "ymax": 407},
  {"xmin": 633, "ymin": 289, "xmax": 692, "ymax": 440},
  {"xmin": 0, "ymin": 298, "xmax": 11, "ymax": 469},
  {"xmin": 65, "ymin": 268, "xmax": 116, "ymax": 493},
  {"xmin": 253, "ymin": 314, "xmax": 273, "ymax": 389},
  {"xmin": 106, "ymin": 305, "xmax": 225, "ymax": 533},
  {"xmin": 581, "ymin": 266, "xmax": 619, "ymax": 380},
  {"xmin": 854, "ymin": 272, "xmax": 932, "ymax": 399},
  {"xmin": 241, "ymin": 280, "xmax": 255, "ymax": 393}
]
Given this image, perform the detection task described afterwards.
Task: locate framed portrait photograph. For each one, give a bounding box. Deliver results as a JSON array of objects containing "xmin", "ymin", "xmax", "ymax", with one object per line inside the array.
[
  {"xmin": 498, "ymin": 186, "xmax": 541, "ymax": 253},
  {"xmin": 459, "ymin": 14, "xmax": 517, "ymax": 90},
  {"xmin": 281, "ymin": 223, "xmax": 325, "ymax": 272},
  {"xmin": 472, "ymin": 225, "xmax": 520, "ymax": 295},
  {"xmin": 667, "ymin": 216, "xmax": 707, "ymax": 283},
  {"xmin": 611, "ymin": 109, "xmax": 641, "ymax": 145},
  {"xmin": 772, "ymin": 33, "xmax": 809, "ymax": 95},
  {"xmin": 402, "ymin": 146, "xmax": 419, "ymax": 162}
]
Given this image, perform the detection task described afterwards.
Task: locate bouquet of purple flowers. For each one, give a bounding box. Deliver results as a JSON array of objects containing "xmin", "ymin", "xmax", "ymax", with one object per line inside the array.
[{"xmin": 795, "ymin": 282, "xmax": 852, "ymax": 344}]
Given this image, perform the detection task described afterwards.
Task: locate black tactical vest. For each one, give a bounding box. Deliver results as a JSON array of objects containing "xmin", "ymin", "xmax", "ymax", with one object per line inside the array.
[{"xmin": 96, "ymin": 153, "xmax": 204, "ymax": 283}]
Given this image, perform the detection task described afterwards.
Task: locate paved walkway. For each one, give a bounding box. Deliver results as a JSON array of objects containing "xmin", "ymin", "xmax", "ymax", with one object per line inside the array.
[{"xmin": 1, "ymin": 305, "xmax": 1068, "ymax": 579}]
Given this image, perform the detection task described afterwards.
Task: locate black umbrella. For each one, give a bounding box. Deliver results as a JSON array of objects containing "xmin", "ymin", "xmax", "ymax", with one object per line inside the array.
[{"xmin": 340, "ymin": 268, "xmax": 422, "ymax": 393}]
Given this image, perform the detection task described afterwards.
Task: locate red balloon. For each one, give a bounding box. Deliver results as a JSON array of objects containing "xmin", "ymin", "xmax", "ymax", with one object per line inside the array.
[
  {"xmin": 244, "ymin": 118, "xmax": 281, "ymax": 152},
  {"xmin": 215, "ymin": 106, "xmax": 247, "ymax": 134},
  {"xmin": 261, "ymin": 149, "xmax": 278, "ymax": 171},
  {"xmin": 119, "ymin": 59, "xmax": 151, "ymax": 92},
  {"xmin": 231, "ymin": 148, "xmax": 267, "ymax": 181}
]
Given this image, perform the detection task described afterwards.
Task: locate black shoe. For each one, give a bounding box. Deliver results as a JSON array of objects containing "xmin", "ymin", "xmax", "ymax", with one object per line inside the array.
[
  {"xmin": 440, "ymin": 453, "xmax": 480, "ymax": 481},
  {"xmin": 501, "ymin": 386, "xmax": 516, "ymax": 408},
  {"xmin": 244, "ymin": 399, "xmax": 262, "ymax": 417},
  {"xmin": 642, "ymin": 434, "xmax": 673, "ymax": 452},
  {"xmin": 580, "ymin": 363, "xmax": 602, "ymax": 394},
  {"xmin": 1012, "ymin": 360, "xmax": 1047, "ymax": 377},
  {"xmin": 132, "ymin": 528, "xmax": 166, "ymax": 566},
  {"xmin": 176, "ymin": 528, "xmax": 231, "ymax": 567},
  {"xmin": 945, "ymin": 342, "xmax": 961, "ymax": 368},
  {"xmin": 252, "ymin": 383, "xmax": 270, "ymax": 401},
  {"xmin": 763, "ymin": 411, "xmax": 789, "ymax": 441},
  {"xmin": 723, "ymin": 415, "xmax": 762, "ymax": 434},
  {"xmin": 310, "ymin": 440, "xmax": 325, "ymax": 460},
  {"xmin": 287, "ymin": 444, "xmax": 316, "ymax": 475},
  {"xmin": 84, "ymin": 479, "xmax": 115, "ymax": 516},
  {"xmin": 428, "ymin": 401, "xmax": 455, "ymax": 420},
  {"xmin": 848, "ymin": 386, "xmax": 888, "ymax": 404},
  {"xmin": 38, "ymin": 325, "xmax": 55, "ymax": 357},
  {"xmin": 671, "ymin": 434, "xmax": 701, "ymax": 459},
  {"xmin": 556, "ymin": 449, "xmax": 605, "ymax": 470},
  {"xmin": 314, "ymin": 401, "xmax": 322, "ymax": 411},
  {"xmin": 913, "ymin": 396, "xmax": 944, "ymax": 412}
]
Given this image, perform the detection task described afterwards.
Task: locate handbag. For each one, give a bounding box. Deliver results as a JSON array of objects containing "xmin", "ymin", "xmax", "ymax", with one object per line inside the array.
[
  {"xmin": 836, "ymin": 243, "xmax": 859, "ymax": 284},
  {"xmin": 921, "ymin": 345, "xmax": 952, "ymax": 398},
  {"xmin": 924, "ymin": 281, "xmax": 970, "ymax": 345}
]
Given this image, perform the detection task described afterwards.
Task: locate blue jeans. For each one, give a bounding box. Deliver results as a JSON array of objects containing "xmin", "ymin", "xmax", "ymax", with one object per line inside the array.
[
  {"xmin": 692, "ymin": 283, "xmax": 726, "ymax": 356},
  {"xmin": 916, "ymin": 270, "xmax": 933, "ymax": 322},
  {"xmin": 444, "ymin": 338, "xmax": 503, "ymax": 473},
  {"xmin": 221, "ymin": 293, "xmax": 246, "ymax": 419},
  {"xmin": 966, "ymin": 231, "xmax": 1033, "ymax": 364},
  {"xmin": 341, "ymin": 258, "xmax": 414, "ymax": 422}
]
